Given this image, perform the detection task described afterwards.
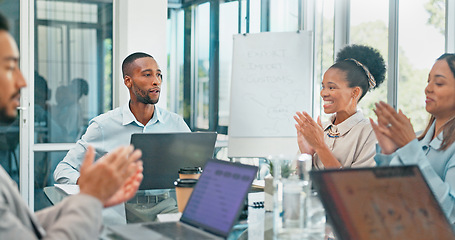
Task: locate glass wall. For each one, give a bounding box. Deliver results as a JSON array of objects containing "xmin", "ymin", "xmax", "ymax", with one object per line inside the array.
[
  {"xmin": 219, "ymin": 1, "xmax": 239, "ymax": 126},
  {"xmin": 34, "ymin": 0, "xmax": 113, "ymax": 210},
  {"xmin": 350, "ymin": 0, "xmax": 389, "ymax": 119},
  {"xmin": 167, "ymin": 0, "xmax": 453, "ymax": 135},
  {"xmin": 397, "ymin": 0, "xmax": 445, "ymax": 132},
  {"xmin": 167, "ymin": 9, "xmax": 185, "ymax": 116},
  {"xmin": 248, "ymin": 0, "xmax": 261, "ymax": 33},
  {"xmin": 35, "ymin": 0, "xmax": 113, "ymax": 144},
  {"xmin": 194, "ymin": 2, "xmax": 210, "ymax": 129},
  {"xmin": 314, "ymin": 0, "xmax": 335, "ymax": 121},
  {"xmin": 269, "ymin": 0, "xmax": 299, "ymax": 31},
  {"xmin": 34, "ymin": 151, "xmax": 68, "ymax": 210}
]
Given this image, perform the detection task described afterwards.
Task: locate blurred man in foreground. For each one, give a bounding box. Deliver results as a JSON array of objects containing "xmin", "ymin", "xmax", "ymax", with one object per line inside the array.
[{"xmin": 0, "ymin": 12, "xmax": 143, "ymax": 239}]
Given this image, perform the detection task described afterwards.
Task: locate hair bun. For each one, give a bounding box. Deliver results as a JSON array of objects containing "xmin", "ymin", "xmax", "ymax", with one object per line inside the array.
[{"xmin": 335, "ymin": 45, "xmax": 386, "ymax": 89}]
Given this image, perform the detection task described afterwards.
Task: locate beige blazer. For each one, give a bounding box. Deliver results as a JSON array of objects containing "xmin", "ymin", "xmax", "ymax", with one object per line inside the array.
[
  {"xmin": 313, "ymin": 110, "xmax": 377, "ymax": 169},
  {"xmin": 0, "ymin": 166, "xmax": 103, "ymax": 239}
]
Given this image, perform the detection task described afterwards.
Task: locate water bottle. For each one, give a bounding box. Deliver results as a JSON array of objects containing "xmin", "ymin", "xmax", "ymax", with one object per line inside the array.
[
  {"xmin": 272, "ymin": 153, "xmax": 313, "ymax": 239},
  {"xmin": 299, "ymin": 154, "xmax": 326, "ymax": 240}
]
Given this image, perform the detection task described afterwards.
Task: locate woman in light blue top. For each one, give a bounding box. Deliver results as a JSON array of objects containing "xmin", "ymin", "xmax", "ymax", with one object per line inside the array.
[{"xmin": 371, "ymin": 53, "xmax": 455, "ymax": 224}]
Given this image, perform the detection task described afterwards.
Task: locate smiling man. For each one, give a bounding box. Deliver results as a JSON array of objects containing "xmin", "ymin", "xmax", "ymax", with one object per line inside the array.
[{"xmin": 54, "ymin": 52, "xmax": 190, "ymax": 184}]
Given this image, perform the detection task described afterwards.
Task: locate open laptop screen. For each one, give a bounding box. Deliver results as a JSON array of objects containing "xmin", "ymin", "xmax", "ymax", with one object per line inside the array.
[
  {"xmin": 180, "ymin": 159, "xmax": 258, "ymax": 238},
  {"xmin": 311, "ymin": 166, "xmax": 455, "ymax": 240},
  {"xmin": 130, "ymin": 132, "xmax": 217, "ymax": 189}
]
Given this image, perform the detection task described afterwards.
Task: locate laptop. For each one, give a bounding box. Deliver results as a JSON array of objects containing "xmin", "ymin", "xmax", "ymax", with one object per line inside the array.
[
  {"xmin": 310, "ymin": 166, "xmax": 455, "ymax": 240},
  {"xmin": 109, "ymin": 159, "xmax": 259, "ymax": 239},
  {"xmin": 130, "ymin": 132, "xmax": 217, "ymax": 190}
]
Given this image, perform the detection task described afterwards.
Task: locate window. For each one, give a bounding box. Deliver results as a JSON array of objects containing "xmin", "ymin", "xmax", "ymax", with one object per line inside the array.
[
  {"xmin": 219, "ymin": 1, "xmax": 239, "ymax": 127},
  {"xmin": 314, "ymin": 0, "xmax": 335, "ymax": 120},
  {"xmin": 167, "ymin": 9, "xmax": 185, "ymax": 115},
  {"xmin": 34, "ymin": 151, "xmax": 67, "ymax": 210},
  {"xmin": 248, "ymin": 0, "xmax": 261, "ymax": 33},
  {"xmin": 34, "ymin": 0, "xmax": 113, "ymax": 210},
  {"xmin": 350, "ymin": 0, "xmax": 389, "ymax": 119},
  {"xmin": 194, "ymin": 2, "xmax": 210, "ymax": 129},
  {"xmin": 166, "ymin": 0, "xmax": 453, "ymax": 135},
  {"xmin": 269, "ymin": 0, "xmax": 299, "ymax": 31},
  {"xmin": 397, "ymin": 0, "xmax": 445, "ymax": 132},
  {"xmin": 35, "ymin": 0, "xmax": 113, "ymax": 144}
]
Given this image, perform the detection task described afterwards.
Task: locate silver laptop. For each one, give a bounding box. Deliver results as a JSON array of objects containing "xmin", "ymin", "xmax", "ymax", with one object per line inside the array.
[
  {"xmin": 130, "ymin": 132, "xmax": 217, "ymax": 190},
  {"xmin": 109, "ymin": 159, "xmax": 258, "ymax": 239},
  {"xmin": 310, "ymin": 166, "xmax": 455, "ymax": 240}
]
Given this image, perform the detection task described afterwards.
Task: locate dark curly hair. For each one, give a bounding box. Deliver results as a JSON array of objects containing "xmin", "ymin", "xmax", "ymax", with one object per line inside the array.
[{"xmin": 330, "ymin": 44, "xmax": 386, "ymax": 101}]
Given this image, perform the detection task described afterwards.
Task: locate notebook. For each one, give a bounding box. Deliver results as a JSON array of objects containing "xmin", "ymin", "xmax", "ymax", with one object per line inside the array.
[
  {"xmin": 108, "ymin": 159, "xmax": 259, "ymax": 240},
  {"xmin": 130, "ymin": 132, "xmax": 217, "ymax": 190},
  {"xmin": 310, "ymin": 166, "xmax": 455, "ymax": 240}
]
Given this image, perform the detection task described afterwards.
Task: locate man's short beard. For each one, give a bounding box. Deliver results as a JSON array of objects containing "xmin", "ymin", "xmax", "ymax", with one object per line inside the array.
[
  {"xmin": 136, "ymin": 93, "xmax": 159, "ymax": 105},
  {"xmin": 133, "ymin": 82, "xmax": 159, "ymax": 105},
  {"xmin": 0, "ymin": 107, "xmax": 17, "ymax": 125}
]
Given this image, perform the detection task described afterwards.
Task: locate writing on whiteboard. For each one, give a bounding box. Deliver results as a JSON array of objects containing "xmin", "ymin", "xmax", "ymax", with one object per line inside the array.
[{"xmin": 229, "ymin": 32, "xmax": 313, "ymax": 138}]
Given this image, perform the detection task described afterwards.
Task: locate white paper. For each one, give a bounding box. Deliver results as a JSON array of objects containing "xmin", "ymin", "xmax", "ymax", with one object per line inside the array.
[
  {"xmin": 156, "ymin": 212, "xmax": 182, "ymax": 222},
  {"xmin": 55, "ymin": 184, "xmax": 80, "ymax": 195},
  {"xmin": 252, "ymin": 179, "xmax": 265, "ymax": 188}
]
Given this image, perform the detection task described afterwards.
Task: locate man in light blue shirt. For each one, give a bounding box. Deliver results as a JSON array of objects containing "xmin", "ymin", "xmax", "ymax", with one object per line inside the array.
[{"xmin": 54, "ymin": 52, "xmax": 190, "ymax": 184}]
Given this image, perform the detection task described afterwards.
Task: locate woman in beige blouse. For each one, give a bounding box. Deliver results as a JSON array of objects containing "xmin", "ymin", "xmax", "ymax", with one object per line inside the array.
[{"xmin": 294, "ymin": 45, "xmax": 386, "ymax": 169}]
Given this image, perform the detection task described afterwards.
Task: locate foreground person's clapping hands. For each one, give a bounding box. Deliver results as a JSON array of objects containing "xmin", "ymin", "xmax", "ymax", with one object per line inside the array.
[{"xmin": 78, "ymin": 145, "xmax": 143, "ymax": 207}]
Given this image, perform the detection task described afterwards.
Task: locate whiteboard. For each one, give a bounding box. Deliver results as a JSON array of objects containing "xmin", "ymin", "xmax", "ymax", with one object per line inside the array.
[{"xmin": 228, "ymin": 31, "xmax": 313, "ymax": 158}]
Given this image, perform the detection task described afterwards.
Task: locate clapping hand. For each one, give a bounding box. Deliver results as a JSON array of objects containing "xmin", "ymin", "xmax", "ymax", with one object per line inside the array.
[
  {"xmin": 104, "ymin": 160, "xmax": 143, "ymax": 207},
  {"xmin": 78, "ymin": 145, "xmax": 143, "ymax": 207},
  {"xmin": 370, "ymin": 101, "xmax": 416, "ymax": 154},
  {"xmin": 296, "ymin": 127, "xmax": 315, "ymax": 155},
  {"xmin": 294, "ymin": 111, "xmax": 325, "ymax": 152}
]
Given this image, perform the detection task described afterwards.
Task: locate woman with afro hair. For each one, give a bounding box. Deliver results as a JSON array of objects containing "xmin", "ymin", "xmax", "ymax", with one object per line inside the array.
[{"xmin": 294, "ymin": 44, "xmax": 386, "ymax": 169}]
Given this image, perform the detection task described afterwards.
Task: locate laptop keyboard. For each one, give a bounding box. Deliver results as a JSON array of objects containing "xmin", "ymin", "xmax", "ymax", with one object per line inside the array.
[{"xmin": 144, "ymin": 222, "xmax": 216, "ymax": 239}]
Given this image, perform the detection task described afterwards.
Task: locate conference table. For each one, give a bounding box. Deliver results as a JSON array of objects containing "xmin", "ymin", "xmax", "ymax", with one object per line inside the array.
[
  {"xmin": 44, "ymin": 187, "xmax": 333, "ymax": 240},
  {"xmin": 43, "ymin": 186, "xmax": 273, "ymax": 239}
]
